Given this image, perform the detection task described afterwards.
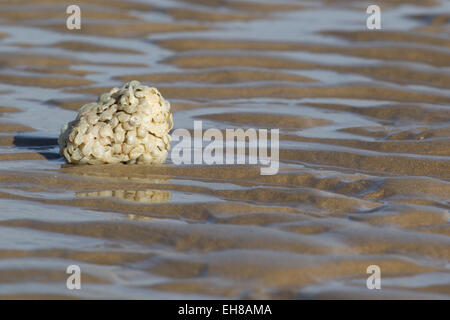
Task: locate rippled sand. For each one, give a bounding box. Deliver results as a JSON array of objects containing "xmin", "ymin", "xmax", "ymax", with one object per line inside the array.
[{"xmin": 0, "ymin": 0, "xmax": 449, "ymax": 299}]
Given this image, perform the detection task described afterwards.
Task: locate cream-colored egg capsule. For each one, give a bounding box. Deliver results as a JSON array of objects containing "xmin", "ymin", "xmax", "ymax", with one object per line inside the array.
[{"xmin": 58, "ymin": 81, "xmax": 173, "ymax": 165}]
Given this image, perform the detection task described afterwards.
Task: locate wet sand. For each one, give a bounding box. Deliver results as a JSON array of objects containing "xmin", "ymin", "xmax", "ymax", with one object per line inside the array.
[{"xmin": 0, "ymin": 0, "xmax": 449, "ymax": 299}]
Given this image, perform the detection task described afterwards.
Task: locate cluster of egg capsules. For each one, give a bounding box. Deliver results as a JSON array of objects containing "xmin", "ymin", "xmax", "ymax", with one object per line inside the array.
[{"xmin": 58, "ymin": 81, "xmax": 173, "ymax": 165}]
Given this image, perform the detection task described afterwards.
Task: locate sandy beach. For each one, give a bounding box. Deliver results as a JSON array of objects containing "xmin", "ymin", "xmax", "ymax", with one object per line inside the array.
[{"xmin": 0, "ymin": 0, "xmax": 449, "ymax": 299}]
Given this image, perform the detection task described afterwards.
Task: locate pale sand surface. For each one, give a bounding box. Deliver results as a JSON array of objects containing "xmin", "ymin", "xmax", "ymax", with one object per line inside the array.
[{"xmin": 0, "ymin": 0, "xmax": 449, "ymax": 299}]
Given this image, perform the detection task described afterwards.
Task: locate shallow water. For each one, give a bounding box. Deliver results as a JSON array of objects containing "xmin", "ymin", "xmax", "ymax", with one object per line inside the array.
[{"xmin": 0, "ymin": 0, "xmax": 449, "ymax": 299}]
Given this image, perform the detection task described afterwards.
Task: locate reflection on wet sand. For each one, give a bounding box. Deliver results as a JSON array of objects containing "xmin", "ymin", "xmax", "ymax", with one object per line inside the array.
[
  {"xmin": 76, "ymin": 189, "xmax": 171, "ymax": 204},
  {"xmin": 0, "ymin": 0, "xmax": 449, "ymax": 299}
]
